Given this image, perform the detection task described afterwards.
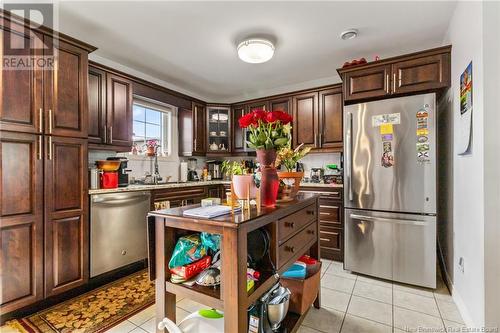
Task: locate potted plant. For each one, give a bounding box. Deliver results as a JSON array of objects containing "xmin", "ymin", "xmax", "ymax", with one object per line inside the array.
[
  {"xmin": 221, "ymin": 161, "xmax": 257, "ymax": 200},
  {"xmin": 275, "ymin": 144, "xmax": 311, "ymax": 201},
  {"xmin": 238, "ymin": 110, "xmax": 292, "ymax": 207},
  {"xmin": 145, "ymin": 139, "xmax": 159, "ymax": 157}
]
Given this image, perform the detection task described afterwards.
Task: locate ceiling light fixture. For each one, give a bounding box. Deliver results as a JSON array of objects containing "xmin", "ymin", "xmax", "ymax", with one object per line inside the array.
[
  {"xmin": 237, "ymin": 39, "xmax": 275, "ymax": 64},
  {"xmin": 340, "ymin": 29, "xmax": 358, "ymax": 40}
]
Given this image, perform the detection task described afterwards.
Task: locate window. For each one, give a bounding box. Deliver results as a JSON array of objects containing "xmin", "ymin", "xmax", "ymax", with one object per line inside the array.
[{"xmin": 132, "ymin": 99, "xmax": 173, "ymax": 156}]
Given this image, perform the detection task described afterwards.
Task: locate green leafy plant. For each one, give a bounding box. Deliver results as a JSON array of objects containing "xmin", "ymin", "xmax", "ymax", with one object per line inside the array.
[
  {"xmin": 239, "ymin": 109, "xmax": 292, "ymax": 150},
  {"xmin": 221, "ymin": 160, "xmax": 247, "ymax": 177},
  {"xmin": 276, "ymin": 144, "xmax": 312, "ymax": 172}
]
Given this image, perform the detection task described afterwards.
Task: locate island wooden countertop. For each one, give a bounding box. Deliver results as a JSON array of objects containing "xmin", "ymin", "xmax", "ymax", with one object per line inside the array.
[{"xmin": 148, "ymin": 192, "xmax": 320, "ymax": 230}]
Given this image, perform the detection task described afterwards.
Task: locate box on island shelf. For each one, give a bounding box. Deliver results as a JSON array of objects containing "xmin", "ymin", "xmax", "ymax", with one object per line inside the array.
[{"xmin": 280, "ymin": 262, "xmax": 321, "ymax": 315}]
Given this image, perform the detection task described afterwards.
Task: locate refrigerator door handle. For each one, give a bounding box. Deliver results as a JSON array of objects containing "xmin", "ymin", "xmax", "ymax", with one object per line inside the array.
[
  {"xmin": 349, "ymin": 214, "xmax": 427, "ymax": 226},
  {"xmin": 346, "ymin": 112, "xmax": 353, "ymax": 201}
]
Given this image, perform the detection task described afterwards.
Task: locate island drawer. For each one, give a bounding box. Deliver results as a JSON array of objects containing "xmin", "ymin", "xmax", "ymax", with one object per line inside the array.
[
  {"xmin": 278, "ymin": 203, "xmax": 316, "ymax": 243},
  {"xmin": 278, "ymin": 221, "xmax": 317, "ymax": 268}
]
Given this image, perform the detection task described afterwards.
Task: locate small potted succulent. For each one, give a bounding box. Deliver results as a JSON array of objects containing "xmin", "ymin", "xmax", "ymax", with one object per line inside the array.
[
  {"xmin": 275, "ymin": 144, "xmax": 311, "ymax": 201},
  {"xmin": 221, "ymin": 161, "xmax": 257, "ymax": 200}
]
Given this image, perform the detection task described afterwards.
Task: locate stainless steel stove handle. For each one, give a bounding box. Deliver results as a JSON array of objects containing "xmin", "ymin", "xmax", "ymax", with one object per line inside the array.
[
  {"xmin": 346, "ymin": 112, "xmax": 353, "ymax": 201},
  {"xmin": 350, "ymin": 214, "xmax": 427, "ymax": 226}
]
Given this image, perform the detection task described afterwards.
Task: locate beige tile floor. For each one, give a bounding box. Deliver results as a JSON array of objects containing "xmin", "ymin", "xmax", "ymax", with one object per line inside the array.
[{"xmin": 104, "ymin": 260, "xmax": 465, "ymax": 333}]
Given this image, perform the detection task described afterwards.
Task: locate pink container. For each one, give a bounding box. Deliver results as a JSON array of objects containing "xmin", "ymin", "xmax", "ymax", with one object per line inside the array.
[{"xmin": 232, "ymin": 175, "xmax": 257, "ymax": 199}]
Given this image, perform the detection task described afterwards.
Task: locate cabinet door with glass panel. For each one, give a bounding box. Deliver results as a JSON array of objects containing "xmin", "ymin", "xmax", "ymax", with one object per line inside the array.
[
  {"xmin": 132, "ymin": 100, "xmax": 173, "ymax": 156},
  {"xmin": 206, "ymin": 106, "xmax": 231, "ymax": 155}
]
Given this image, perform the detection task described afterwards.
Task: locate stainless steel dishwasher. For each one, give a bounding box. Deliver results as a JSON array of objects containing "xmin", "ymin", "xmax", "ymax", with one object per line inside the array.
[{"xmin": 90, "ymin": 191, "xmax": 151, "ymax": 277}]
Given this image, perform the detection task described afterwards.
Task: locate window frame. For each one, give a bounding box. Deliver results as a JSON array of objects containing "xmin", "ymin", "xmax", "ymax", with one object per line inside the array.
[{"xmin": 132, "ymin": 97, "xmax": 174, "ymax": 157}]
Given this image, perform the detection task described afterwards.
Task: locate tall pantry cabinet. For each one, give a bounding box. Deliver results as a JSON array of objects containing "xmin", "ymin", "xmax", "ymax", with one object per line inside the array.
[{"xmin": 0, "ymin": 12, "xmax": 95, "ymax": 314}]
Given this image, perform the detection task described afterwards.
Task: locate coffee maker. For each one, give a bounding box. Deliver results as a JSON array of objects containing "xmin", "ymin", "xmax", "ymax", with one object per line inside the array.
[
  {"xmin": 187, "ymin": 158, "xmax": 199, "ymax": 181},
  {"xmin": 207, "ymin": 160, "xmax": 223, "ymax": 180},
  {"xmin": 106, "ymin": 157, "xmax": 131, "ymax": 187}
]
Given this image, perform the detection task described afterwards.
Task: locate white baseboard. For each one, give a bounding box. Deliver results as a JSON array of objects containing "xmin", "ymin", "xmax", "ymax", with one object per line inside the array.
[
  {"xmin": 452, "ymin": 288, "xmax": 477, "ymax": 328},
  {"xmin": 437, "ymin": 240, "xmax": 477, "ymax": 328}
]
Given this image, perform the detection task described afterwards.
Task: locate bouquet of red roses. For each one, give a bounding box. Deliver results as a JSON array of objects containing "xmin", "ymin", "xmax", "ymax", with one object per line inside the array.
[{"xmin": 238, "ymin": 109, "xmax": 292, "ymax": 150}]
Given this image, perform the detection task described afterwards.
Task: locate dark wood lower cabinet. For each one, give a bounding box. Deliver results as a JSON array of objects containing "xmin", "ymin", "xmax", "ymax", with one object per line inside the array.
[
  {"xmin": 300, "ymin": 187, "xmax": 344, "ymax": 261},
  {"xmin": 44, "ymin": 136, "xmax": 89, "ymax": 297},
  {"xmin": 0, "ymin": 132, "xmax": 44, "ymax": 314}
]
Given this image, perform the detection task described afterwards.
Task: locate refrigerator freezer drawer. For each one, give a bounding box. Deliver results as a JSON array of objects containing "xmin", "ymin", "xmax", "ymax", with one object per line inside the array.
[{"xmin": 344, "ymin": 209, "xmax": 436, "ymax": 288}]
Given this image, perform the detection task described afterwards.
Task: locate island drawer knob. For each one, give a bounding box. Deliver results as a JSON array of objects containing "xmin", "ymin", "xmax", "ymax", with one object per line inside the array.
[
  {"xmin": 284, "ymin": 221, "xmax": 295, "ymax": 228},
  {"xmin": 306, "ymin": 210, "xmax": 315, "ymax": 215},
  {"xmin": 285, "ymin": 246, "xmax": 295, "ymax": 253},
  {"xmin": 307, "ymin": 229, "xmax": 315, "ymax": 235}
]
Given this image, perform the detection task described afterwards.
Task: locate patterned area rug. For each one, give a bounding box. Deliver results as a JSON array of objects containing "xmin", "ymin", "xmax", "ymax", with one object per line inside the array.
[{"xmin": 3, "ymin": 271, "xmax": 154, "ymax": 333}]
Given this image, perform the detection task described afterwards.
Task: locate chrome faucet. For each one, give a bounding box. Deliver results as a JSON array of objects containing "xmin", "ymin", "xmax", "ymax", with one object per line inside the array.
[{"xmin": 152, "ymin": 148, "xmax": 162, "ymax": 184}]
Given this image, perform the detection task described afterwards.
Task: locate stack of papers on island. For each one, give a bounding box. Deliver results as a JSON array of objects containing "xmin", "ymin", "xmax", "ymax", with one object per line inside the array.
[{"xmin": 183, "ymin": 205, "xmax": 240, "ymax": 218}]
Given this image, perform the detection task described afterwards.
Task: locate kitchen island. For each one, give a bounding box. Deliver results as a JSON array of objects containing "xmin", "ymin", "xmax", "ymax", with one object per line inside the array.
[{"xmin": 148, "ymin": 193, "xmax": 321, "ymax": 333}]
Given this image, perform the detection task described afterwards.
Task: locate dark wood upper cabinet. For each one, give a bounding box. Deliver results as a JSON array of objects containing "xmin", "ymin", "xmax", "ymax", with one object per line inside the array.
[
  {"xmin": 44, "ymin": 136, "xmax": 88, "ymax": 297},
  {"xmin": 248, "ymin": 101, "xmax": 269, "ymax": 112},
  {"xmin": 193, "ymin": 102, "xmax": 206, "ymax": 155},
  {"xmin": 292, "ymin": 92, "xmax": 319, "ymax": 149},
  {"xmin": 269, "ymin": 97, "xmax": 291, "ymax": 114},
  {"xmin": 88, "ymin": 66, "xmax": 107, "ymax": 144},
  {"xmin": 231, "ymin": 104, "xmax": 246, "ymax": 153},
  {"xmin": 178, "ymin": 107, "xmax": 193, "ymax": 156},
  {"xmin": 0, "ymin": 18, "xmax": 44, "ymax": 134},
  {"xmin": 339, "ymin": 46, "xmax": 451, "ymax": 103},
  {"xmin": 343, "ymin": 64, "xmax": 391, "ymax": 102},
  {"xmin": 392, "ymin": 53, "xmax": 450, "ymax": 94},
  {"xmin": 0, "ymin": 132, "xmax": 44, "ymax": 313},
  {"xmin": 319, "ymin": 88, "xmax": 343, "ymax": 150},
  {"xmin": 178, "ymin": 102, "xmax": 206, "ymax": 156},
  {"xmin": 44, "ymin": 37, "xmax": 89, "ymax": 138},
  {"xmin": 106, "ymin": 73, "xmax": 133, "ymax": 147}
]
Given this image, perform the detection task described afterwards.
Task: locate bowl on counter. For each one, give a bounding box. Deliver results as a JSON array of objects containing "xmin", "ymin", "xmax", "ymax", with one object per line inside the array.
[{"xmin": 95, "ymin": 160, "xmax": 121, "ymax": 172}]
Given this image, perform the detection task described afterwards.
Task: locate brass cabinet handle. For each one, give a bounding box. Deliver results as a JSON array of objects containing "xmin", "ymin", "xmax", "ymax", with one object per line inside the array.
[
  {"xmin": 48, "ymin": 109, "xmax": 53, "ymax": 133},
  {"xmin": 393, "ymin": 73, "xmax": 396, "ymax": 92},
  {"xmin": 319, "ymin": 133, "xmax": 323, "ymax": 147},
  {"xmin": 320, "ymin": 237, "xmax": 330, "ymax": 242},
  {"xmin": 320, "ymin": 212, "xmax": 331, "ymax": 216},
  {"xmin": 38, "ymin": 108, "xmax": 43, "ymax": 133},
  {"xmin": 194, "ymin": 138, "xmax": 197, "ymax": 151},
  {"xmin": 37, "ymin": 136, "xmax": 42, "ymax": 160},
  {"xmin": 103, "ymin": 126, "xmax": 107, "ymax": 144},
  {"xmin": 109, "ymin": 126, "xmax": 113, "ymax": 144},
  {"xmin": 306, "ymin": 210, "xmax": 315, "ymax": 215},
  {"xmin": 386, "ymin": 74, "xmax": 389, "ymax": 93},
  {"xmin": 47, "ymin": 136, "xmax": 53, "ymax": 160},
  {"xmin": 285, "ymin": 246, "xmax": 295, "ymax": 253}
]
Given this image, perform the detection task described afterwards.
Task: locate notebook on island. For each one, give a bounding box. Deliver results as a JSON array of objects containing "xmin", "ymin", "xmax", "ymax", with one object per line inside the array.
[{"xmin": 183, "ymin": 205, "xmax": 240, "ymax": 218}]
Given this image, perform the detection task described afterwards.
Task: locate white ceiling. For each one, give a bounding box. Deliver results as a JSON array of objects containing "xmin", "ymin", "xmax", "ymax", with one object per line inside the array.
[{"xmin": 57, "ymin": 1, "xmax": 457, "ymax": 103}]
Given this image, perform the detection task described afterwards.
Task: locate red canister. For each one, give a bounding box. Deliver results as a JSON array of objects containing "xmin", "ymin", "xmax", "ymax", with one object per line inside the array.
[{"xmin": 101, "ymin": 171, "xmax": 118, "ymax": 189}]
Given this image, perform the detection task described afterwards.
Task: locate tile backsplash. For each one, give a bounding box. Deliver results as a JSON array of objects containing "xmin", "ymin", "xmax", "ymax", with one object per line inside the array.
[{"xmin": 88, "ymin": 150, "xmax": 341, "ymax": 183}]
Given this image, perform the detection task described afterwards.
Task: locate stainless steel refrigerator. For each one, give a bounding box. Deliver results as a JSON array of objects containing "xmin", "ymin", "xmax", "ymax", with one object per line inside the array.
[{"xmin": 344, "ymin": 93, "xmax": 437, "ymax": 288}]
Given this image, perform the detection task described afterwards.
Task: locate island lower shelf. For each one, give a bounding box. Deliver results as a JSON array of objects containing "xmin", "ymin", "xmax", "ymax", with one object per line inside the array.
[{"xmin": 148, "ymin": 192, "xmax": 321, "ymax": 333}]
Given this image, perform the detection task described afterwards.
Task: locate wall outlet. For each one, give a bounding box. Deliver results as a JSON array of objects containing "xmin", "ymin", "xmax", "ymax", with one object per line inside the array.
[{"xmin": 459, "ymin": 257, "xmax": 465, "ymax": 273}]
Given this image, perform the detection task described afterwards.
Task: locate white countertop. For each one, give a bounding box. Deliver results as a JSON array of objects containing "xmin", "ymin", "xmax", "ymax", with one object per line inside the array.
[{"xmin": 88, "ymin": 180, "xmax": 342, "ymax": 195}]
